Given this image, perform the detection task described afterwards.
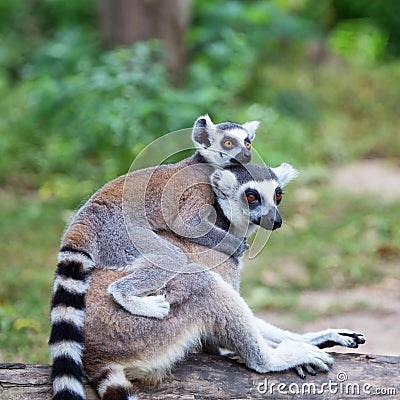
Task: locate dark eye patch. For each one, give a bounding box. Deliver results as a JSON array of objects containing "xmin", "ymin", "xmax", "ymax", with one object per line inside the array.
[
  {"xmin": 274, "ymin": 187, "xmax": 283, "ymax": 205},
  {"xmin": 245, "ymin": 189, "xmax": 261, "ymax": 207}
]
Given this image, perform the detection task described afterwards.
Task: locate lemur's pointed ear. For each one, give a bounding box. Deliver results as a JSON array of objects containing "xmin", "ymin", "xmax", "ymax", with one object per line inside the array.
[
  {"xmin": 211, "ymin": 169, "xmax": 239, "ymax": 196},
  {"xmin": 192, "ymin": 114, "xmax": 216, "ymax": 149},
  {"xmin": 242, "ymin": 120, "xmax": 260, "ymax": 141},
  {"xmin": 271, "ymin": 163, "xmax": 298, "ymax": 187}
]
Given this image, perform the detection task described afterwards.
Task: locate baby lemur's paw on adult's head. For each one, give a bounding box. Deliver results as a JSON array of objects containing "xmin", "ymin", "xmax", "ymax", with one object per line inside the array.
[{"xmin": 210, "ymin": 169, "xmax": 239, "ymax": 196}]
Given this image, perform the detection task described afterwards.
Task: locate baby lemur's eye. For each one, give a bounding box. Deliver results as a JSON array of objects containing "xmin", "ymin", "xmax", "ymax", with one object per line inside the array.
[
  {"xmin": 245, "ymin": 142, "xmax": 251, "ymax": 149},
  {"xmin": 224, "ymin": 140, "xmax": 233, "ymax": 147},
  {"xmin": 274, "ymin": 188, "xmax": 283, "ymax": 205},
  {"xmin": 245, "ymin": 190, "xmax": 259, "ymax": 204}
]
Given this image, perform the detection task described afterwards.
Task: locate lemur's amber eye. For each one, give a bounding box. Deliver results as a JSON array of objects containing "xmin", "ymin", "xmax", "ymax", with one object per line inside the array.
[
  {"xmin": 274, "ymin": 192, "xmax": 282, "ymax": 204},
  {"xmin": 224, "ymin": 140, "xmax": 233, "ymax": 147},
  {"xmin": 246, "ymin": 193, "xmax": 257, "ymax": 203},
  {"xmin": 245, "ymin": 142, "xmax": 251, "ymax": 149}
]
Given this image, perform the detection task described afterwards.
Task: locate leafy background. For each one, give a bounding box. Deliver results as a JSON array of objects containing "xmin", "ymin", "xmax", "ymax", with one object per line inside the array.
[{"xmin": 0, "ymin": 0, "xmax": 399, "ymax": 362}]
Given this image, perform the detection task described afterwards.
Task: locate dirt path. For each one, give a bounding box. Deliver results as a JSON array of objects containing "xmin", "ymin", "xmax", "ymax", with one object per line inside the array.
[
  {"xmin": 332, "ymin": 159, "xmax": 400, "ymax": 201},
  {"xmin": 258, "ymin": 160, "xmax": 400, "ymax": 356}
]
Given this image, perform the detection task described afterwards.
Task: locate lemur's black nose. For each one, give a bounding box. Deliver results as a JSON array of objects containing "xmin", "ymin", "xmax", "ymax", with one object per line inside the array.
[
  {"xmin": 257, "ymin": 210, "xmax": 282, "ymax": 231},
  {"xmin": 272, "ymin": 214, "xmax": 282, "ymax": 230}
]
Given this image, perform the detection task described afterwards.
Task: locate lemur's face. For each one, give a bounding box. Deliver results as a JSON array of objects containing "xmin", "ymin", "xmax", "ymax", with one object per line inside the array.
[
  {"xmin": 211, "ymin": 163, "xmax": 297, "ymax": 238},
  {"xmin": 209, "ymin": 125, "xmax": 252, "ymax": 166},
  {"xmin": 241, "ymin": 179, "xmax": 283, "ymax": 231},
  {"xmin": 192, "ymin": 115, "xmax": 259, "ymax": 167}
]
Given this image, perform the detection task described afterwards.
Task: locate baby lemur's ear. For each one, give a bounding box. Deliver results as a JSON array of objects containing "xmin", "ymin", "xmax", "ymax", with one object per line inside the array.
[
  {"xmin": 271, "ymin": 163, "xmax": 298, "ymax": 187},
  {"xmin": 242, "ymin": 121, "xmax": 260, "ymax": 141},
  {"xmin": 192, "ymin": 114, "xmax": 216, "ymax": 149},
  {"xmin": 210, "ymin": 169, "xmax": 239, "ymax": 197}
]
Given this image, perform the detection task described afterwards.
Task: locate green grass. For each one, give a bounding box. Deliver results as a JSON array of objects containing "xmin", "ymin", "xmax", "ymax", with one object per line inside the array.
[{"xmin": 0, "ymin": 192, "xmax": 65, "ymax": 362}]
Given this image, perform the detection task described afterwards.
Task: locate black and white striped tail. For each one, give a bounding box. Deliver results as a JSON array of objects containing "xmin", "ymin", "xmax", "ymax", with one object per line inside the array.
[{"xmin": 49, "ymin": 249, "xmax": 94, "ymax": 400}]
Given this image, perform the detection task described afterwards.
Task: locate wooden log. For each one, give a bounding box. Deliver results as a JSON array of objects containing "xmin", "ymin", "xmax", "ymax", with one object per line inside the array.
[{"xmin": 0, "ymin": 353, "xmax": 399, "ymax": 399}]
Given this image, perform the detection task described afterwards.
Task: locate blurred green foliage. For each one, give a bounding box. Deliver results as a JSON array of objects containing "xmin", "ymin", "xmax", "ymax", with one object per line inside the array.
[
  {"xmin": 0, "ymin": 0, "xmax": 399, "ymax": 362},
  {"xmin": 329, "ymin": 19, "xmax": 387, "ymax": 64},
  {"xmin": 1, "ymin": 0, "xmax": 398, "ymax": 201},
  {"xmin": 0, "ymin": 0, "xmax": 96, "ymax": 81},
  {"xmin": 188, "ymin": 0, "xmax": 315, "ymax": 90},
  {"xmin": 0, "ymin": 36, "xmax": 191, "ymax": 194},
  {"xmin": 330, "ymin": 0, "xmax": 400, "ymax": 56},
  {"xmin": 300, "ymin": 0, "xmax": 400, "ymax": 56}
]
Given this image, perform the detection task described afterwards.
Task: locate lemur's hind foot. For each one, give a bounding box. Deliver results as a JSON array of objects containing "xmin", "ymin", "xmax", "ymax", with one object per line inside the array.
[{"xmin": 90, "ymin": 365, "xmax": 138, "ymax": 400}]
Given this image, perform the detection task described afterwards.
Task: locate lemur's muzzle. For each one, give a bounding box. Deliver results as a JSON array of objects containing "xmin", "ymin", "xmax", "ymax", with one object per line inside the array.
[
  {"xmin": 233, "ymin": 149, "xmax": 251, "ymax": 164},
  {"xmin": 256, "ymin": 210, "xmax": 282, "ymax": 231}
]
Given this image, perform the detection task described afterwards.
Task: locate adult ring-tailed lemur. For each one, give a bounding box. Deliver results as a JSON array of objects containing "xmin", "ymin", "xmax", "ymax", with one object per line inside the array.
[
  {"xmin": 50, "ymin": 115, "xmax": 260, "ymax": 400},
  {"xmin": 82, "ymin": 163, "xmax": 365, "ymax": 400}
]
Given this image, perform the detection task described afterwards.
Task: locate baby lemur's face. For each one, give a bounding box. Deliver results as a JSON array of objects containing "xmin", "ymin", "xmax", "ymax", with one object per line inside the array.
[
  {"xmin": 209, "ymin": 123, "xmax": 254, "ymax": 166},
  {"xmin": 192, "ymin": 115, "xmax": 259, "ymax": 167},
  {"xmin": 211, "ymin": 163, "xmax": 297, "ymax": 237}
]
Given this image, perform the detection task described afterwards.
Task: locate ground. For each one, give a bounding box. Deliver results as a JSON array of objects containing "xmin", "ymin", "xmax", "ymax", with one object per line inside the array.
[{"xmin": 257, "ymin": 159, "xmax": 400, "ymax": 356}]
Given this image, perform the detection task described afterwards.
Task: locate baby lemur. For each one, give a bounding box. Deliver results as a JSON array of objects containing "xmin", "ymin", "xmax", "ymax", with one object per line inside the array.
[
  {"xmin": 81, "ymin": 163, "xmax": 365, "ymax": 400},
  {"xmin": 50, "ymin": 115, "xmax": 259, "ymax": 400}
]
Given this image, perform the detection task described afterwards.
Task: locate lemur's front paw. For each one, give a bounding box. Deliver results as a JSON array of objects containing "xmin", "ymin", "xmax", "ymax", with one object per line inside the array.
[
  {"xmin": 303, "ymin": 329, "xmax": 365, "ymax": 349},
  {"xmin": 293, "ymin": 343, "xmax": 334, "ymax": 373},
  {"xmin": 271, "ymin": 340, "xmax": 334, "ymax": 375}
]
